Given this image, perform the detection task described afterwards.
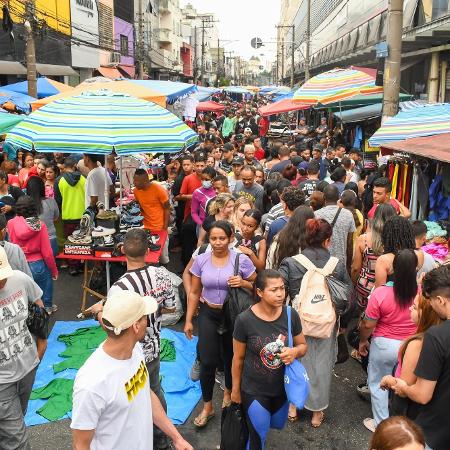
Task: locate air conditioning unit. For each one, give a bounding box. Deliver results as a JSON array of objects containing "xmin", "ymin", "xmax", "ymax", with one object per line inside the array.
[{"xmin": 108, "ymin": 52, "xmax": 121, "ymax": 65}]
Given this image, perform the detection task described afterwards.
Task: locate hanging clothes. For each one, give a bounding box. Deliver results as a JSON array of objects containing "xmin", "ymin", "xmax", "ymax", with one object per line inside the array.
[
  {"xmin": 391, "ymin": 163, "xmax": 399, "ymax": 199},
  {"xmin": 353, "ymin": 125, "xmax": 363, "ymax": 149},
  {"xmin": 410, "ymin": 165, "xmax": 418, "ymax": 220},
  {"xmin": 403, "ymin": 163, "xmax": 412, "ymax": 208},
  {"xmin": 396, "ymin": 164, "xmax": 404, "ymax": 202}
]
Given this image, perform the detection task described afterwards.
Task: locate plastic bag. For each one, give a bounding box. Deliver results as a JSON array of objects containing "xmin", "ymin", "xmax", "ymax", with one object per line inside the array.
[
  {"xmin": 325, "ymin": 275, "xmax": 352, "ymax": 316},
  {"xmin": 220, "ymin": 402, "xmax": 248, "ymax": 450},
  {"xmin": 284, "ymin": 306, "xmax": 310, "ymax": 409}
]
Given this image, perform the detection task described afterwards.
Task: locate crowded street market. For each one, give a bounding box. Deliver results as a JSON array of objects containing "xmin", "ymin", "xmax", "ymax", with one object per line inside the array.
[{"xmin": 0, "ymin": 1, "xmax": 449, "ymax": 450}]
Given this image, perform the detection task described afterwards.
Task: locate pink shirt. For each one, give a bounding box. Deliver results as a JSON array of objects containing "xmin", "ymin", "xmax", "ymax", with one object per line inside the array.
[
  {"xmin": 190, "ymin": 187, "xmax": 216, "ymax": 226},
  {"xmin": 365, "ymin": 284, "xmax": 417, "ymax": 340}
]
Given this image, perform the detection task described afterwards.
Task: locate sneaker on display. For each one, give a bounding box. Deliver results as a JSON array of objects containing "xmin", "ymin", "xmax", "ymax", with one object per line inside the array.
[{"xmin": 92, "ymin": 227, "xmax": 116, "ymax": 237}]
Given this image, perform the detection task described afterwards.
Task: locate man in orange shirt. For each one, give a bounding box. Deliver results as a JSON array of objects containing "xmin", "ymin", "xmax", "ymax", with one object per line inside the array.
[{"xmin": 133, "ymin": 169, "xmax": 170, "ymax": 264}]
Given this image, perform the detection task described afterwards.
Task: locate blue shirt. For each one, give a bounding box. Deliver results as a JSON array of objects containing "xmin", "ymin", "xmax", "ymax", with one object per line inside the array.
[{"xmin": 267, "ymin": 215, "xmax": 289, "ymax": 246}]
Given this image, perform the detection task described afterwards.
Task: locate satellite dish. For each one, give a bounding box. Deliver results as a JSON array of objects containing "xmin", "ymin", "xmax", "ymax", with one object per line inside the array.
[{"xmin": 251, "ymin": 37, "xmax": 263, "ymax": 49}]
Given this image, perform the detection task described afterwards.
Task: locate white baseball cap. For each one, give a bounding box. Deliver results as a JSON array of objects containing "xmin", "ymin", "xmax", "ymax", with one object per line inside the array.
[
  {"xmin": 103, "ymin": 291, "xmax": 157, "ymax": 335},
  {"xmin": 0, "ymin": 246, "xmax": 14, "ymax": 280}
]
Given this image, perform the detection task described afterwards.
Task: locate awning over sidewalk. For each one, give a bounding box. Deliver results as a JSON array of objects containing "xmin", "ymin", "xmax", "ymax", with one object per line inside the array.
[
  {"xmin": 382, "ymin": 133, "xmax": 450, "ymax": 164},
  {"xmin": 96, "ymin": 67, "xmax": 123, "ymax": 79},
  {"xmin": 0, "ymin": 61, "xmax": 27, "ymax": 75},
  {"xmin": 118, "ymin": 65, "xmax": 136, "ymax": 79},
  {"xmin": 36, "ymin": 64, "xmax": 77, "ymax": 76}
]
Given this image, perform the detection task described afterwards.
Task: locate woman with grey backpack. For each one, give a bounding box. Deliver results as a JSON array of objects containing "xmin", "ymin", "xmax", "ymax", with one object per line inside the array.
[{"xmin": 278, "ymin": 218, "xmax": 349, "ymax": 426}]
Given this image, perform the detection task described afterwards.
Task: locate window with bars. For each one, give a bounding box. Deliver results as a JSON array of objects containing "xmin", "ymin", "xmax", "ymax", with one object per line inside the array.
[{"xmin": 120, "ymin": 35, "xmax": 129, "ymax": 56}]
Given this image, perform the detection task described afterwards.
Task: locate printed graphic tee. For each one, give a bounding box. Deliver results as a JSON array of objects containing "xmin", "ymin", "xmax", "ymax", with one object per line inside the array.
[
  {"xmin": 0, "ymin": 270, "xmax": 42, "ymax": 383},
  {"xmin": 234, "ymin": 306, "xmax": 302, "ymax": 397},
  {"xmin": 71, "ymin": 342, "xmax": 153, "ymax": 450}
]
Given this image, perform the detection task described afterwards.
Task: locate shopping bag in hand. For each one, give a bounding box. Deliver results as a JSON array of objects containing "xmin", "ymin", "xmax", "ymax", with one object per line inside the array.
[
  {"xmin": 284, "ymin": 306, "xmax": 310, "ymax": 410},
  {"xmin": 220, "ymin": 402, "xmax": 248, "ymax": 450}
]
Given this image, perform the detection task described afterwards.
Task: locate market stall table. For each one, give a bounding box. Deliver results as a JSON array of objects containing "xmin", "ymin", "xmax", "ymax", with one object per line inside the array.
[{"xmin": 58, "ymin": 230, "xmax": 167, "ymax": 312}]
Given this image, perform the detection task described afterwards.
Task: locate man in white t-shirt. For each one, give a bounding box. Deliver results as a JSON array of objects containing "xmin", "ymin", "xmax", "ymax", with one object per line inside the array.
[
  {"xmin": 71, "ymin": 291, "xmax": 193, "ymax": 450},
  {"xmin": 83, "ymin": 154, "xmax": 114, "ymax": 208}
]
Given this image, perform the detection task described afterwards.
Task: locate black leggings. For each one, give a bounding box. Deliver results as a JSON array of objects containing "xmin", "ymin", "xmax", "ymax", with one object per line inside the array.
[
  {"xmin": 197, "ymin": 303, "xmax": 233, "ymax": 402},
  {"xmin": 241, "ymin": 391, "xmax": 288, "ymax": 450}
]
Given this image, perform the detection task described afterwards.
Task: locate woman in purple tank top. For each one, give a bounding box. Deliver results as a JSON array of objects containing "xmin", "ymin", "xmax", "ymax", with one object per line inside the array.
[{"xmin": 184, "ymin": 220, "xmax": 256, "ymax": 428}]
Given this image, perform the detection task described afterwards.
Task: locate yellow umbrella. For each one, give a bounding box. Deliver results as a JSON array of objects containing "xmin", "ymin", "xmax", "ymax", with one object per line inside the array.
[{"xmin": 31, "ymin": 79, "xmax": 167, "ymax": 111}]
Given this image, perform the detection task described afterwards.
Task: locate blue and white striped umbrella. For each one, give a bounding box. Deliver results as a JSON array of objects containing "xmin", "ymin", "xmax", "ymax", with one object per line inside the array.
[{"xmin": 6, "ymin": 90, "xmax": 198, "ymax": 155}]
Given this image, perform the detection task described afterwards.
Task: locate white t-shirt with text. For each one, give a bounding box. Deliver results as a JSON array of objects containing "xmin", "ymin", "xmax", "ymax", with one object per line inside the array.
[{"xmin": 71, "ymin": 342, "xmax": 153, "ymax": 450}]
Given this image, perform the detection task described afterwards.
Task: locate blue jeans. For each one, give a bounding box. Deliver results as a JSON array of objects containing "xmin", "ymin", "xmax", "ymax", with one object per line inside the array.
[
  {"xmin": 50, "ymin": 238, "xmax": 58, "ymax": 257},
  {"xmin": 29, "ymin": 260, "xmax": 53, "ymax": 308},
  {"xmin": 368, "ymin": 336, "xmax": 402, "ymax": 425}
]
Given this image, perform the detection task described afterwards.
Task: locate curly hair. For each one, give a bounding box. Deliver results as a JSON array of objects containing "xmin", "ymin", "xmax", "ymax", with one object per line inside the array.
[
  {"xmin": 273, "ymin": 205, "xmax": 314, "ymax": 268},
  {"xmin": 381, "ymin": 215, "xmax": 415, "ymax": 254}
]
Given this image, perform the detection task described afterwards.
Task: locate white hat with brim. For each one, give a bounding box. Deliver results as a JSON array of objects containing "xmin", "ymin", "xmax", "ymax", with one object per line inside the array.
[
  {"xmin": 103, "ymin": 291, "xmax": 158, "ymax": 335},
  {"xmin": 0, "ymin": 246, "xmax": 14, "ymax": 280}
]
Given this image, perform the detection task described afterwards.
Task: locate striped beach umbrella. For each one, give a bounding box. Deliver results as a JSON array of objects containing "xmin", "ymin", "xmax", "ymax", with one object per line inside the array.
[
  {"xmin": 6, "ymin": 90, "xmax": 198, "ymax": 155},
  {"xmin": 368, "ymin": 103, "xmax": 450, "ymax": 147},
  {"xmin": 293, "ymin": 68, "xmax": 383, "ymax": 105}
]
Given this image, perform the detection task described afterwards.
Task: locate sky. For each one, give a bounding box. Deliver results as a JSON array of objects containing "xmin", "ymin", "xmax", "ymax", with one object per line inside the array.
[{"xmin": 179, "ymin": 0, "xmax": 281, "ymax": 64}]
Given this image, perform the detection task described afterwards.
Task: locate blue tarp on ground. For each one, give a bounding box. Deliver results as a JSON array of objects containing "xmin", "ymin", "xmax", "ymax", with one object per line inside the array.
[{"xmin": 26, "ymin": 321, "xmax": 200, "ymax": 426}]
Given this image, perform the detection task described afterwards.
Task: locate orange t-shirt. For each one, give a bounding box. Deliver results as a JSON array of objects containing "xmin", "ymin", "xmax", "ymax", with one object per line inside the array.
[
  {"xmin": 180, "ymin": 173, "xmax": 202, "ymax": 221},
  {"xmin": 133, "ymin": 182, "xmax": 169, "ymax": 230}
]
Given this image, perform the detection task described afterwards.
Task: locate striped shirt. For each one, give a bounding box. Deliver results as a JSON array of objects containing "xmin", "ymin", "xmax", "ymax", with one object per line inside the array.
[
  {"xmin": 107, "ymin": 265, "xmax": 175, "ymax": 363},
  {"xmin": 264, "ymin": 203, "xmax": 285, "ymax": 233}
]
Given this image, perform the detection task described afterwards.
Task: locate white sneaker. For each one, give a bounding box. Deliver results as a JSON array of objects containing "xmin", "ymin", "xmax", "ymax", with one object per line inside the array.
[
  {"xmin": 363, "ymin": 418, "xmax": 376, "ymax": 432},
  {"xmin": 92, "ymin": 227, "xmax": 116, "ymax": 237}
]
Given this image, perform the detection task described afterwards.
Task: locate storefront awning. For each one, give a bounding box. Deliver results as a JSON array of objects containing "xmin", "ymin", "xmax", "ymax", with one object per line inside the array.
[
  {"xmin": 0, "ymin": 61, "xmax": 27, "ymax": 75},
  {"xmin": 348, "ymin": 29, "xmax": 358, "ymax": 53},
  {"xmin": 382, "ymin": 133, "xmax": 450, "ymax": 164},
  {"xmin": 36, "ymin": 64, "xmax": 77, "ymax": 76},
  {"xmin": 96, "ymin": 67, "xmax": 123, "ymax": 79},
  {"xmin": 357, "ymin": 22, "xmax": 369, "ymax": 49},
  {"xmin": 367, "ymin": 14, "xmax": 381, "ymax": 44},
  {"xmin": 118, "ymin": 65, "xmax": 136, "ymax": 79}
]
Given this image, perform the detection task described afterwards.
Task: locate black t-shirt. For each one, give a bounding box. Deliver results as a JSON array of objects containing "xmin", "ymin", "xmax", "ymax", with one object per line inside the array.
[
  {"xmin": 414, "ymin": 321, "xmax": 450, "ymax": 450},
  {"xmin": 298, "ymin": 179, "xmax": 318, "ymax": 200},
  {"xmin": 172, "ymin": 173, "xmax": 186, "ymax": 219},
  {"xmin": 0, "ymin": 185, "xmax": 24, "ymax": 221},
  {"xmin": 233, "ymin": 306, "xmax": 302, "ymax": 397}
]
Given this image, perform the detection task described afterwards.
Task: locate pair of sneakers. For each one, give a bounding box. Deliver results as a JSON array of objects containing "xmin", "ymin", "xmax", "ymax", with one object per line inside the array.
[{"xmin": 68, "ymin": 213, "xmax": 93, "ymax": 244}]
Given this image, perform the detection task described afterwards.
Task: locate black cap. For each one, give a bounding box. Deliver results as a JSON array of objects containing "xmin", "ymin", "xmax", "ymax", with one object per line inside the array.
[
  {"xmin": 231, "ymin": 156, "xmax": 244, "ymax": 165},
  {"xmin": 223, "ymin": 143, "xmax": 234, "ymax": 152},
  {"xmin": 290, "ymin": 156, "xmax": 303, "ymax": 166}
]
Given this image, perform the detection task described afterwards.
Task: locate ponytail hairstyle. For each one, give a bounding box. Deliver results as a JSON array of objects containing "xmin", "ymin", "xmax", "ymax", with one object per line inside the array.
[
  {"xmin": 305, "ymin": 218, "xmax": 332, "ymax": 248},
  {"xmin": 208, "ymin": 193, "xmax": 235, "ymax": 216},
  {"xmin": 392, "ymin": 249, "xmax": 418, "ymax": 308},
  {"xmin": 340, "ymin": 190, "xmax": 360, "ymax": 228}
]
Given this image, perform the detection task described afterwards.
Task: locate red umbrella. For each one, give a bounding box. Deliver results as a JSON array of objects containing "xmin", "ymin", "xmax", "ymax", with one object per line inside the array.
[
  {"xmin": 258, "ymin": 99, "xmax": 309, "ymax": 117},
  {"xmin": 196, "ymin": 101, "xmax": 225, "ymax": 112}
]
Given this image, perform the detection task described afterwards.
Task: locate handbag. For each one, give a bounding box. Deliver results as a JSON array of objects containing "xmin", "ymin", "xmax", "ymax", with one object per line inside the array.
[
  {"xmin": 223, "ymin": 253, "xmax": 255, "ymax": 331},
  {"xmin": 220, "ymin": 402, "xmax": 248, "ymax": 450},
  {"xmin": 284, "ymin": 306, "xmax": 310, "ymax": 410},
  {"xmin": 325, "ymin": 275, "xmax": 352, "ymax": 316},
  {"xmin": 27, "ymin": 301, "xmax": 50, "ymax": 339}
]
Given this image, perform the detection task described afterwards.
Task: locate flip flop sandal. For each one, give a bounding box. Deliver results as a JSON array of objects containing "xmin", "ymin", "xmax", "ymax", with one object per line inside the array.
[
  {"xmin": 222, "ymin": 399, "xmax": 232, "ymax": 409},
  {"xmin": 288, "ymin": 414, "xmax": 299, "ymax": 423},
  {"xmin": 194, "ymin": 412, "xmax": 215, "ymax": 428},
  {"xmin": 311, "ymin": 411, "xmax": 325, "ymax": 428}
]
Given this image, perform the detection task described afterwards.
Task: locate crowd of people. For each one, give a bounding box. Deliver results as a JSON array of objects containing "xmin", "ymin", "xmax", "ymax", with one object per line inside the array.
[{"xmin": 1, "ymin": 99, "xmax": 449, "ymax": 450}]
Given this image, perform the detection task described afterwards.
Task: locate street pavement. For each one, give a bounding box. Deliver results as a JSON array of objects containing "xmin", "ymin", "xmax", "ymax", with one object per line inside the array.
[{"xmin": 28, "ymin": 252, "xmax": 373, "ymax": 450}]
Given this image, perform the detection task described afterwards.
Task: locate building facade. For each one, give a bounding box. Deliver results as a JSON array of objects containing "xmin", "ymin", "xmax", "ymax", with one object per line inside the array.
[{"xmin": 280, "ymin": 0, "xmax": 450, "ymax": 101}]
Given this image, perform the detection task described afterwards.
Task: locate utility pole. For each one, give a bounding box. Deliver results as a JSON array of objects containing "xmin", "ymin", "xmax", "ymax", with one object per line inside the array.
[
  {"xmin": 200, "ymin": 18, "xmax": 206, "ymax": 85},
  {"xmin": 305, "ymin": 0, "xmax": 311, "ymax": 81},
  {"xmin": 291, "ymin": 26, "xmax": 295, "ymax": 88},
  {"xmin": 281, "ymin": 37, "xmax": 285, "ymax": 85},
  {"xmin": 25, "ymin": 0, "xmax": 37, "ymax": 98},
  {"xmin": 216, "ymin": 38, "xmax": 220, "ymax": 87},
  {"xmin": 137, "ymin": 0, "xmax": 144, "ymax": 80},
  {"xmin": 382, "ymin": 0, "xmax": 403, "ymax": 119},
  {"xmin": 193, "ymin": 26, "xmax": 198, "ymax": 83}
]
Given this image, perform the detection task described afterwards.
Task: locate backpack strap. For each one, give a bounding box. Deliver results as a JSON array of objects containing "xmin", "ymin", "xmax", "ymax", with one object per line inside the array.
[
  {"xmin": 330, "ymin": 207, "xmax": 342, "ymax": 228},
  {"xmin": 322, "ymin": 256, "xmax": 339, "ymax": 276},
  {"xmin": 233, "ymin": 252, "xmax": 240, "ymax": 276},
  {"xmin": 292, "ymin": 254, "xmax": 317, "ymax": 272},
  {"xmin": 287, "ymin": 306, "xmax": 293, "ymax": 348}
]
